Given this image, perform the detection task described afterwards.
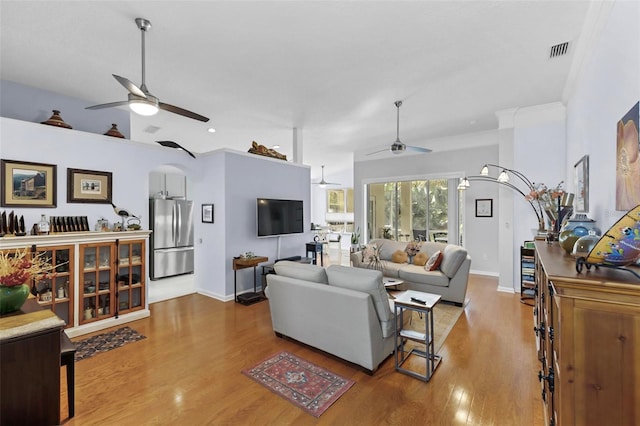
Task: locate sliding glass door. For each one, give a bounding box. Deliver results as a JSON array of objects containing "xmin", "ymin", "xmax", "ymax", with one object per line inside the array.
[{"xmin": 366, "ymin": 178, "xmax": 458, "ymax": 244}]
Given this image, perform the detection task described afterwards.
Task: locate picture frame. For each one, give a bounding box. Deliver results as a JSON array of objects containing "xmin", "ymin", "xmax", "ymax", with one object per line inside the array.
[
  {"xmin": 574, "ymin": 155, "xmax": 589, "ymax": 213},
  {"xmin": 475, "ymin": 198, "xmax": 493, "ymax": 217},
  {"xmin": 202, "ymin": 204, "xmax": 214, "ymax": 223},
  {"xmin": 67, "ymin": 168, "xmax": 112, "ymax": 204},
  {"xmin": 1, "ymin": 159, "xmax": 57, "ymax": 207}
]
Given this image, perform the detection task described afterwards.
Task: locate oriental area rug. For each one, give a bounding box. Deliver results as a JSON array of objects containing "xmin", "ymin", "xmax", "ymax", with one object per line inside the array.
[
  {"xmin": 242, "ymin": 351, "xmax": 355, "ymax": 417},
  {"xmin": 74, "ymin": 326, "xmax": 146, "ymax": 362}
]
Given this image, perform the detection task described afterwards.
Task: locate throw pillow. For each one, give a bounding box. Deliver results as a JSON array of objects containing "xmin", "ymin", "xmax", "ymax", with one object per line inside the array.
[
  {"xmin": 413, "ymin": 252, "xmax": 428, "ymax": 266},
  {"xmin": 361, "ymin": 243, "xmax": 378, "ymax": 263},
  {"xmin": 391, "ymin": 250, "xmax": 408, "ymax": 264},
  {"xmin": 425, "ymin": 250, "xmax": 443, "ymax": 271}
]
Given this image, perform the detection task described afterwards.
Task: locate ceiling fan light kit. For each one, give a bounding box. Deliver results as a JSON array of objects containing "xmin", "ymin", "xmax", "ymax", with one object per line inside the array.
[{"xmin": 86, "ymin": 18, "xmax": 209, "ymax": 123}]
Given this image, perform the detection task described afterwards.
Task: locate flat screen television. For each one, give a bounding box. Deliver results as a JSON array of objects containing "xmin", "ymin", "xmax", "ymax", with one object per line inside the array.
[{"xmin": 257, "ymin": 198, "xmax": 304, "ymax": 237}]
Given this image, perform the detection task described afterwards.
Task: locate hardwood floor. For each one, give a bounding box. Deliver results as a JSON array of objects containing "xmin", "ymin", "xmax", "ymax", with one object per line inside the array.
[{"xmin": 62, "ymin": 274, "xmax": 544, "ymax": 425}]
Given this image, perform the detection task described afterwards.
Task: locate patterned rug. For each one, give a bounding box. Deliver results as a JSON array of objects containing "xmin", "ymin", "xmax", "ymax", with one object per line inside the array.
[
  {"xmin": 73, "ymin": 326, "xmax": 146, "ymax": 362},
  {"xmin": 242, "ymin": 351, "xmax": 355, "ymax": 417}
]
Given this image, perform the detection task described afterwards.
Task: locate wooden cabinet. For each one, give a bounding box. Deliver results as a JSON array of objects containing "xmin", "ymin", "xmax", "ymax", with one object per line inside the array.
[
  {"xmin": 116, "ymin": 239, "xmax": 145, "ymax": 314},
  {"xmin": 534, "ymin": 241, "xmax": 640, "ymax": 425},
  {"xmin": 0, "ymin": 299, "xmax": 66, "ymax": 425},
  {"xmin": 0, "ymin": 231, "xmax": 150, "ymax": 337},
  {"xmin": 35, "ymin": 244, "xmax": 74, "ymax": 328},
  {"xmin": 79, "ymin": 242, "xmax": 114, "ymax": 323}
]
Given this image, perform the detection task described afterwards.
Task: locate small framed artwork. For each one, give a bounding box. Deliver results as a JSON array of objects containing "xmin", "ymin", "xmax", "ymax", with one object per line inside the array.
[
  {"xmin": 1, "ymin": 159, "xmax": 57, "ymax": 207},
  {"xmin": 475, "ymin": 198, "xmax": 493, "ymax": 217},
  {"xmin": 202, "ymin": 204, "xmax": 214, "ymax": 223},
  {"xmin": 574, "ymin": 155, "xmax": 589, "ymax": 212},
  {"xmin": 67, "ymin": 168, "xmax": 112, "ymax": 203}
]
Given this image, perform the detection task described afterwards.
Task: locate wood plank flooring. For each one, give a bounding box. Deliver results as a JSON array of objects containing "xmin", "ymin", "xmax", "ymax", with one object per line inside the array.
[{"xmin": 61, "ymin": 274, "xmax": 544, "ymax": 425}]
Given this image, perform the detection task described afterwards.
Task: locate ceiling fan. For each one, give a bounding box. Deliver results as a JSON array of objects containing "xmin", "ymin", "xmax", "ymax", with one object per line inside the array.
[
  {"xmin": 368, "ymin": 100, "xmax": 432, "ymax": 156},
  {"xmin": 313, "ymin": 165, "xmax": 340, "ymax": 187},
  {"xmin": 156, "ymin": 140, "xmax": 196, "ymax": 159},
  {"xmin": 86, "ymin": 18, "xmax": 209, "ymax": 123}
]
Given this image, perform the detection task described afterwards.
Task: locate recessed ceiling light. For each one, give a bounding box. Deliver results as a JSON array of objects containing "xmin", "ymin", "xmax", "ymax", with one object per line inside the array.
[
  {"xmin": 272, "ymin": 144, "xmax": 280, "ymax": 149},
  {"xmin": 207, "ymin": 127, "xmax": 216, "ymax": 133}
]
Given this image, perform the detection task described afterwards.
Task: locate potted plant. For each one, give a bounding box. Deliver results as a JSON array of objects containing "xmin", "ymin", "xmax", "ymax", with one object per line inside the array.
[{"xmin": 350, "ymin": 227, "xmax": 360, "ymax": 251}]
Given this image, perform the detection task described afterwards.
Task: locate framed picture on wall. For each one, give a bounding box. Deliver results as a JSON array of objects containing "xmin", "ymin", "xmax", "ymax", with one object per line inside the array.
[
  {"xmin": 475, "ymin": 199, "xmax": 493, "ymax": 217},
  {"xmin": 574, "ymin": 155, "xmax": 589, "ymax": 212},
  {"xmin": 202, "ymin": 204, "xmax": 214, "ymax": 223},
  {"xmin": 67, "ymin": 168, "xmax": 112, "ymax": 203},
  {"xmin": 1, "ymin": 159, "xmax": 57, "ymax": 207}
]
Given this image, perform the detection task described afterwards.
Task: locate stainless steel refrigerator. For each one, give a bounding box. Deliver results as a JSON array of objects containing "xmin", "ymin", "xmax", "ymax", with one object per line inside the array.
[{"xmin": 149, "ymin": 198, "xmax": 195, "ymax": 280}]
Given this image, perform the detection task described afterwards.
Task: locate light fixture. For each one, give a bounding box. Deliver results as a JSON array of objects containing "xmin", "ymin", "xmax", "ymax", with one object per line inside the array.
[
  {"xmin": 459, "ymin": 164, "xmax": 546, "ymax": 232},
  {"xmin": 129, "ymin": 96, "xmax": 159, "ymax": 116},
  {"xmin": 207, "ymin": 127, "xmax": 216, "ymax": 133},
  {"xmin": 272, "ymin": 144, "xmax": 280, "ymax": 149}
]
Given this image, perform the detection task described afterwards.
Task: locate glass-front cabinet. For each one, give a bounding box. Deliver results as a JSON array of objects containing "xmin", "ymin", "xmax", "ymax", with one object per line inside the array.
[
  {"xmin": 34, "ymin": 245, "xmax": 74, "ymax": 328},
  {"xmin": 0, "ymin": 230, "xmax": 150, "ymax": 337},
  {"xmin": 79, "ymin": 242, "xmax": 114, "ymax": 324},
  {"xmin": 117, "ymin": 240, "xmax": 145, "ymax": 314}
]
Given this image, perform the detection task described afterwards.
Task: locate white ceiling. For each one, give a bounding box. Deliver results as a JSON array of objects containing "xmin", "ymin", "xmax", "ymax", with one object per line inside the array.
[{"xmin": 1, "ymin": 1, "xmax": 593, "ymax": 183}]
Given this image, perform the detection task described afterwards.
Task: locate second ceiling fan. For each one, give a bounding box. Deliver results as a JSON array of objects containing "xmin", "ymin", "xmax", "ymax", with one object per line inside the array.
[
  {"xmin": 86, "ymin": 18, "xmax": 209, "ymax": 123},
  {"xmin": 313, "ymin": 165, "xmax": 340, "ymax": 187},
  {"xmin": 368, "ymin": 100, "xmax": 432, "ymax": 156}
]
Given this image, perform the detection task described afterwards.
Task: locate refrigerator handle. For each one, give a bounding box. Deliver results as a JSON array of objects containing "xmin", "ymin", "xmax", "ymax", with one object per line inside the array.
[
  {"xmin": 172, "ymin": 203, "xmax": 177, "ymax": 246},
  {"xmin": 177, "ymin": 202, "xmax": 182, "ymax": 243}
]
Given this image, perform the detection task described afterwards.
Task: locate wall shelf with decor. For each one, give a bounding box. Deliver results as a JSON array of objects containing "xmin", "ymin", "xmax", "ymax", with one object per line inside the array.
[{"xmin": 0, "ymin": 230, "xmax": 150, "ymax": 337}]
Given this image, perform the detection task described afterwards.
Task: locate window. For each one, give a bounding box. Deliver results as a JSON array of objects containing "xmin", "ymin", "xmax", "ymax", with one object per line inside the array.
[
  {"xmin": 366, "ymin": 178, "xmax": 456, "ymax": 243},
  {"xmin": 325, "ymin": 188, "xmax": 354, "ymax": 233}
]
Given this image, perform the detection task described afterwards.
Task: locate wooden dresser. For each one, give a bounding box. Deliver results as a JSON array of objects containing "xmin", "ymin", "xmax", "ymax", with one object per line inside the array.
[{"xmin": 534, "ymin": 241, "xmax": 639, "ymax": 425}]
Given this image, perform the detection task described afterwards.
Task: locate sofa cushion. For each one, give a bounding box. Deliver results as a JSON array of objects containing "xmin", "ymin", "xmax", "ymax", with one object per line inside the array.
[
  {"xmin": 418, "ymin": 241, "xmax": 447, "ymax": 256},
  {"xmin": 372, "ymin": 239, "xmax": 407, "ymax": 261},
  {"xmin": 399, "ymin": 265, "xmax": 450, "ymax": 288},
  {"xmin": 425, "ymin": 250, "xmax": 443, "ymax": 271},
  {"xmin": 362, "ymin": 243, "xmax": 380, "ymax": 264},
  {"xmin": 274, "ymin": 261, "xmax": 328, "ymax": 283},
  {"xmin": 440, "ymin": 245, "xmax": 468, "ymax": 279},
  {"xmin": 379, "ymin": 260, "xmax": 401, "ymax": 278},
  {"xmin": 391, "ymin": 250, "xmax": 408, "ymax": 264},
  {"xmin": 326, "ymin": 265, "xmax": 395, "ymax": 338},
  {"xmin": 413, "ymin": 252, "xmax": 428, "ymax": 266}
]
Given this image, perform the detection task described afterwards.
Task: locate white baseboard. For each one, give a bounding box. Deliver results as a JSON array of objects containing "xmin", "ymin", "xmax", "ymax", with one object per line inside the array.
[{"xmin": 65, "ymin": 309, "xmax": 150, "ymax": 338}]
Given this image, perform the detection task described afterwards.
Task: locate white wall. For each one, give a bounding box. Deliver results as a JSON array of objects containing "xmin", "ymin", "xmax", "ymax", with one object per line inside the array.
[{"xmin": 566, "ymin": 0, "xmax": 640, "ymax": 230}]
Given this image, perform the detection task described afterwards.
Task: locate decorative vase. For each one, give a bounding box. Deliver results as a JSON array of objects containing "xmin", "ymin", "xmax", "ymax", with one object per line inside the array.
[
  {"xmin": 0, "ymin": 284, "xmax": 30, "ymax": 314},
  {"xmin": 104, "ymin": 123, "xmax": 125, "ymax": 138},
  {"xmin": 41, "ymin": 109, "xmax": 72, "ymax": 129}
]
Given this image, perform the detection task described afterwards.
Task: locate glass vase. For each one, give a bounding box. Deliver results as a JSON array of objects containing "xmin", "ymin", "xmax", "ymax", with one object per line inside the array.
[{"xmin": 0, "ymin": 284, "xmax": 30, "ymax": 314}]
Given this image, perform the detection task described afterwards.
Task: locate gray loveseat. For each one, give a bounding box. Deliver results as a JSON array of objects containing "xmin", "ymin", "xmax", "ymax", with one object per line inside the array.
[
  {"xmin": 265, "ymin": 261, "xmax": 409, "ymax": 373},
  {"xmin": 351, "ymin": 239, "xmax": 471, "ymax": 306}
]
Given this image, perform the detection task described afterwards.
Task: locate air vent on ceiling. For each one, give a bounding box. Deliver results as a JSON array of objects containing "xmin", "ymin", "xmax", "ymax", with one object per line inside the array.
[
  {"xmin": 144, "ymin": 125, "xmax": 161, "ymax": 134},
  {"xmin": 549, "ymin": 42, "xmax": 569, "ymax": 58}
]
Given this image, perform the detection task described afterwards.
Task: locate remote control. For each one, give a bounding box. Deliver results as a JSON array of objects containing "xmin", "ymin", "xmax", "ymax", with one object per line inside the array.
[{"xmin": 411, "ymin": 297, "xmax": 426, "ymax": 304}]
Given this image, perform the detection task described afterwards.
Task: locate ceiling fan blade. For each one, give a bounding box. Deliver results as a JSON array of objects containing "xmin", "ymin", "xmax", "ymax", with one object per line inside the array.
[
  {"xmin": 159, "ymin": 102, "xmax": 210, "ymax": 122},
  {"xmin": 405, "ymin": 145, "xmax": 432, "ymax": 153},
  {"xmin": 85, "ymin": 100, "xmax": 130, "ymax": 110},
  {"xmin": 112, "ymin": 74, "xmax": 146, "ymax": 98},
  {"xmin": 156, "ymin": 140, "xmax": 196, "ymax": 158},
  {"xmin": 367, "ymin": 148, "xmax": 391, "ymax": 156}
]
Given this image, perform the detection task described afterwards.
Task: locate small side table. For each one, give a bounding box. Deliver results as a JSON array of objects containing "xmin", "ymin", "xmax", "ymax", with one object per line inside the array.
[
  {"xmin": 233, "ymin": 256, "xmax": 268, "ymax": 305},
  {"xmin": 393, "ymin": 290, "xmax": 442, "ymax": 381},
  {"xmin": 305, "ymin": 242, "xmax": 324, "ymax": 266}
]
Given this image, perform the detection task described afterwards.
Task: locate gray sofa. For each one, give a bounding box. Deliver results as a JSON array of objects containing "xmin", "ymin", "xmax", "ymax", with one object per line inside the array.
[
  {"xmin": 350, "ymin": 239, "xmax": 471, "ymax": 306},
  {"xmin": 265, "ymin": 261, "xmax": 409, "ymax": 373}
]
